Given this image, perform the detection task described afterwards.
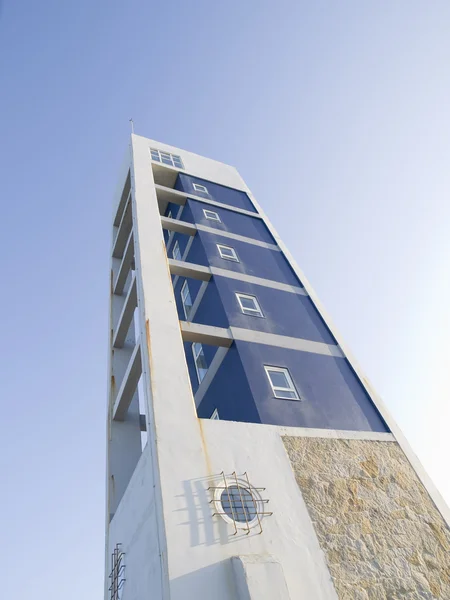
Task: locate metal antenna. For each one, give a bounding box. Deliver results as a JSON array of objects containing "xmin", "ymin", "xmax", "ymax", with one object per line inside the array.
[{"xmin": 129, "ymin": 118, "xmax": 134, "ymax": 134}]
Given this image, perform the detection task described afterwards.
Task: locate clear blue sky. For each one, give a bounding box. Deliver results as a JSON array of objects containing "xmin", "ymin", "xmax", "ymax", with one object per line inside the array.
[{"xmin": 1, "ymin": 1, "xmax": 449, "ymax": 598}]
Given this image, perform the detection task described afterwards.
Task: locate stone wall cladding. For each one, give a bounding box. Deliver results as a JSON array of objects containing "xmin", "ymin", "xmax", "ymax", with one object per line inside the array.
[{"xmin": 283, "ymin": 437, "xmax": 450, "ymax": 600}]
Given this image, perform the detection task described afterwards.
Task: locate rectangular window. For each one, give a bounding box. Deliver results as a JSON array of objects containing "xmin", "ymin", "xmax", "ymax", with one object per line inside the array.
[
  {"xmin": 203, "ymin": 209, "xmax": 221, "ymax": 222},
  {"xmin": 193, "ymin": 183, "xmax": 209, "ymax": 194},
  {"xmin": 236, "ymin": 293, "xmax": 264, "ymax": 317},
  {"xmin": 181, "ymin": 280, "xmax": 193, "ymax": 320},
  {"xmin": 165, "ymin": 211, "xmax": 174, "ymax": 247},
  {"xmin": 150, "ymin": 148, "xmax": 184, "ymax": 169},
  {"xmin": 160, "ymin": 152, "xmax": 173, "ymax": 166},
  {"xmin": 210, "ymin": 408, "xmax": 219, "ymax": 420},
  {"xmin": 192, "ymin": 342, "xmax": 208, "ymax": 383},
  {"xmin": 217, "ymin": 244, "xmax": 239, "ymax": 262},
  {"xmin": 264, "ymin": 366, "xmax": 299, "ymax": 400},
  {"xmin": 172, "ymin": 240, "xmax": 182, "ymax": 261},
  {"xmin": 150, "ymin": 149, "xmax": 160, "ymax": 161}
]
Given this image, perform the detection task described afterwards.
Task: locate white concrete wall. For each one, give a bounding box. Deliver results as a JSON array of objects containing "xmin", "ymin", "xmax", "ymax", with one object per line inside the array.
[
  {"xmin": 144, "ymin": 136, "xmax": 247, "ymax": 192},
  {"xmin": 232, "ymin": 555, "xmax": 291, "ymax": 600},
  {"xmin": 166, "ymin": 419, "xmax": 338, "ymax": 600},
  {"xmin": 108, "ymin": 445, "xmax": 163, "ymax": 600}
]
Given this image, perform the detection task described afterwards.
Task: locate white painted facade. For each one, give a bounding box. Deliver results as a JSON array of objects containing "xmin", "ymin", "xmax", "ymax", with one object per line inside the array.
[{"xmin": 105, "ymin": 134, "xmax": 449, "ymax": 600}]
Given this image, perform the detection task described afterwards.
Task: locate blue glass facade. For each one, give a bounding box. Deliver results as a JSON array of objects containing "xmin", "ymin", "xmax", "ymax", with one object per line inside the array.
[{"xmin": 166, "ymin": 173, "xmax": 389, "ymax": 433}]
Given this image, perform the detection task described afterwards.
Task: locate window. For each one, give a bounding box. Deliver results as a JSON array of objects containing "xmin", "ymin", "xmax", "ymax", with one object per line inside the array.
[
  {"xmin": 217, "ymin": 244, "xmax": 239, "ymax": 262},
  {"xmin": 212, "ymin": 475, "xmax": 265, "ymax": 531},
  {"xmin": 264, "ymin": 366, "xmax": 299, "ymax": 400},
  {"xmin": 220, "ymin": 485, "xmax": 257, "ymax": 523},
  {"xmin": 150, "ymin": 148, "xmax": 184, "ymax": 169},
  {"xmin": 172, "ymin": 240, "xmax": 182, "ymax": 261},
  {"xmin": 181, "ymin": 280, "xmax": 193, "ymax": 320},
  {"xmin": 193, "ymin": 183, "xmax": 209, "ymax": 194},
  {"xmin": 210, "ymin": 408, "xmax": 220, "ymax": 420},
  {"xmin": 203, "ymin": 209, "xmax": 221, "ymax": 222},
  {"xmin": 236, "ymin": 293, "xmax": 264, "ymax": 317},
  {"xmin": 192, "ymin": 342, "xmax": 208, "ymax": 383},
  {"xmin": 165, "ymin": 211, "xmax": 174, "ymax": 247}
]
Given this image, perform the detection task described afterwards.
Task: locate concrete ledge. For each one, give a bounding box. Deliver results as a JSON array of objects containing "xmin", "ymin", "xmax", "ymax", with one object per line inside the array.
[
  {"xmin": 168, "ymin": 259, "xmax": 307, "ymax": 295},
  {"xmin": 155, "ymin": 182, "xmax": 186, "ymax": 207},
  {"xmin": 170, "ymin": 237, "xmax": 196, "ymax": 290},
  {"xmin": 113, "ymin": 343, "xmax": 142, "ymax": 421},
  {"xmin": 155, "ymin": 183, "xmax": 262, "ymax": 218},
  {"xmin": 161, "ymin": 217, "xmax": 278, "ymax": 250},
  {"xmin": 168, "ymin": 259, "xmax": 212, "ymax": 281},
  {"xmin": 180, "ymin": 321, "xmax": 233, "ymax": 347},
  {"xmin": 277, "ymin": 426, "xmax": 395, "ymax": 441},
  {"xmin": 113, "ymin": 172, "xmax": 131, "ymax": 227},
  {"xmin": 180, "ymin": 320, "xmax": 344, "ymax": 358},
  {"xmin": 197, "ymin": 223, "xmax": 280, "ymax": 250},
  {"xmin": 230, "ymin": 326, "xmax": 343, "ymax": 357},
  {"xmin": 113, "ymin": 275, "xmax": 137, "ymax": 348},
  {"xmin": 161, "ymin": 215, "xmax": 197, "ymax": 236},
  {"xmin": 165, "ymin": 205, "xmax": 185, "ymax": 250},
  {"xmin": 210, "ymin": 266, "xmax": 307, "ymax": 295},
  {"xmin": 198, "ymin": 418, "xmax": 395, "ymax": 442},
  {"xmin": 112, "ymin": 196, "xmax": 132, "ymax": 259},
  {"xmin": 231, "ymin": 555, "xmax": 291, "ymax": 600},
  {"xmin": 114, "ymin": 230, "xmax": 134, "ymax": 296}
]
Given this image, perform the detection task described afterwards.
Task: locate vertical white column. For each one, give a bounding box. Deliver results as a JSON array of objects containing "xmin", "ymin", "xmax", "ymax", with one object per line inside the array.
[{"xmin": 130, "ymin": 134, "xmax": 207, "ymax": 593}]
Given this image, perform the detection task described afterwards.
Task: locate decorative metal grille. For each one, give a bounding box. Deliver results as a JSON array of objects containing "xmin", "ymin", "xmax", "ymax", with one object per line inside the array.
[
  {"xmin": 208, "ymin": 471, "xmax": 272, "ymax": 535},
  {"xmin": 108, "ymin": 543, "xmax": 125, "ymax": 600}
]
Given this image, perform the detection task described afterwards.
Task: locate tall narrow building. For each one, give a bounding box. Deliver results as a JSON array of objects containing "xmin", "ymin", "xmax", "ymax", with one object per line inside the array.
[{"xmin": 106, "ymin": 134, "xmax": 450, "ymax": 600}]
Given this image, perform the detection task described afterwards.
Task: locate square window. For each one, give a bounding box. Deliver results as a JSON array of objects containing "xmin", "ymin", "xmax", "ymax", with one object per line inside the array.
[
  {"xmin": 210, "ymin": 408, "xmax": 219, "ymax": 420},
  {"xmin": 217, "ymin": 244, "xmax": 239, "ymax": 262},
  {"xmin": 203, "ymin": 209, "xmax": 221, "ymax": 222},
  {"xmin": 172, "ymin": 240, "xmax": 182, "ymax": 261},
  {"xmin": 193, "ymin": 183, "xmax": 209, "ymax": 194},
  {"xmin": 181, "ymin": 280, "xmax": 193, "ymax": 320},
  {"xmin": 192, "ymin": 342, "xmax": 208, "ymax": 383},
  {"xmin": 264, "ymin": 366, "xmax": 299, "ymax": 400},
  {"xmin": 236, "ymin": 293, "xmax": 264, "ymax": 317}
]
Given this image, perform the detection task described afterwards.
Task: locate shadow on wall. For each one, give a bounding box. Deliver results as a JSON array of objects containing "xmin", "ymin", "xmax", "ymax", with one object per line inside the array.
[
  {"xmin": 170, "ymin": 559, "xmax": 239, "ymax": 600},
  {"xmin": 177, "ymin": 476, "xmax": 268, "ymax": 548}
]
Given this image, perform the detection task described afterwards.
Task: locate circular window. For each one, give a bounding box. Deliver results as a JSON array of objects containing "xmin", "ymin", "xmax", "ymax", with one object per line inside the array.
[
  {"xmin": 213, "ymin": 477, "xmax": 264, "ymax": 530},
  {"xmin": 220, "ymin": 485, "xmax": 257, "ymax": 523}
]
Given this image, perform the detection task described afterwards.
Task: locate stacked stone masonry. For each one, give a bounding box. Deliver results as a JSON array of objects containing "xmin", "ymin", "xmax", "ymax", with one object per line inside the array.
[{"xmin": 283, "ymin": 437, "xmax": 450, "ymax": 600}]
